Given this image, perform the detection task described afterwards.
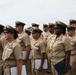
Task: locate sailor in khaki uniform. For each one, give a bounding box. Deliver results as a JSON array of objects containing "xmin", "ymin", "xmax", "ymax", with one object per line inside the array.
[
  {"xmin": 46, "ymin": 23, "xmax": 56, "ymax": 75},
  {"xmin": 47, "ymin": 21, "xmax": 71, "ymax": 75},
  {"xmin": 47, "ymin": 22, "xmax": 55, "ymax": 42},
  {"xmin": 67, "ymin": 25, "xmax": 76, "ymax": 75},
  {"xmin": 25, "ymin": 28, "xmax": 31, "ymax": 36},
  {"xmin": 0, "ymin": 24, "xmax": 7, "ymax": 50},
  {"xmin": 31, "ymin": 28, "xmax": 46, "ymax": 75},
  {"xmin": 69, "ymin": 19, "xmax": 76, "ymax": 27},
  {"xmin": 0, "ymin": 24, "xmax": 5, "ymax": 75},
  {"xmin": 2, "ymin": 25, "xmax": 22, "ymax": 75},
  {"xmin": 47, "ymin": 23, "xmax": 55, "ymax": 42},
  {"xmin": 69, "ymin": 19, "xmax": 76, "ymax": 34},
  {"xmin": 15, "ymin": 21, "xmax": 32, "ymax": 75},
  {"xmin": 30, "ymin": 23, "xmax": 40, "ymax": 39},
  {"xmin": 46, "ymin": 23, "xmax": 55, "ymax": 58},
  {"xmin": 32, "ymin": 23, "xmax": 39, "ymax": 29},
  {"xmin": 48, "ymin": 23, "xmax": 55, "ymax": 35},
  {"xmin": 42, "ymin": 24, "xmax": 51, "ymax": 74},
  {"xmin": 42, "ymin": 24, "xmax": 50, "ymax": 43},
  {"xmin": 0, "ymin": 24, "xmax": 4, "ymax": 39}
]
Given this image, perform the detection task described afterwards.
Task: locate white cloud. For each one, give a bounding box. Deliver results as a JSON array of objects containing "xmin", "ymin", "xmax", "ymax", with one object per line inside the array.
[
  {"xmin": 0, "ymin": 0, "xmax": 76, "ymax": 29},
  {"xmin": 31, "ymin": 0, "xmax": 59, "ymax": 4}
]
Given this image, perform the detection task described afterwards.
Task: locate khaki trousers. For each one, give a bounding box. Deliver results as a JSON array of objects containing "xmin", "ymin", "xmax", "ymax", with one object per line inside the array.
[
  {"xmin": 0, "ymin": 60, "xmax": 3, "ymax": 75},
  {"xmin": 51, "ymin": 63, "xmax": 58, "ymax": 75},
  {"xmin": 23, "ymin": 59, "xmax": 32, "ymax": 75},
  {"xmin": 31, "ymin": 58, "xmax": 46, "ymax": 75}
]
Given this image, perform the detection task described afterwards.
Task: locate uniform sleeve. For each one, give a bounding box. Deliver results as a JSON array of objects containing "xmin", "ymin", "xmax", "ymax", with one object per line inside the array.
[
  {"xmin": 22, "ymin": 35, "xmax": 30, "ymax": 47},
  {"xmin": 64, "ymin": 37, "xmax": 71, "ymax": 51},
  {"xmin": 73, "ymin": 39, "xmax": 76, "ymax": 46},
  {"xmin": 0, "ymin": 40, "xmax": 3, "ymax": 50},
  {"xmin": 40, "ymin": 41, "xmax": 46, "ymax": 53},
  {"xmin": 13, "ymin": 44, "xmax": 22, "ymax": 60}
]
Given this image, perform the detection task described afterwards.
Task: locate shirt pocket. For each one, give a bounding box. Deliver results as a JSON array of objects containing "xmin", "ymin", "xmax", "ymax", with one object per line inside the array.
[
  {"xmin": 53, "ymin": 41, "xmax": 64, "ymax": 51},
  {"xmin": 34, "ymin": 43, "xmax": 40, "ymax": 51}
]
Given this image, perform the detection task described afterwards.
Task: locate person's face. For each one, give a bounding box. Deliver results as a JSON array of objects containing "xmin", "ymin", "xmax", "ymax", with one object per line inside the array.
[
  {"xmin": 54, "ymin": 28, "xmax": 62, "ymax": 35},
  {"xmin": 43, "ymin": 27, "xmax": 48, "ymax": 32},
  {"xmin": 72, "ymin": 24, "xmax": 76, "ymax": 27},
  {"xmin": 16, "ymin": 26, "xmax": 23, "ymax": 33},
  {"xmin": 4, "ymin": 32, "xmax": 13, "ymax": 40},
  {"xmin": 32, "ymin": 33, "xmax": 40, "ymax": 39},
  {"xmin": 67, "ymin": 29, "xmax": 75, "ymax": 36},
  {"xmin": 49, "ymin": 27, "xmax": 54, "ymax": 32}
]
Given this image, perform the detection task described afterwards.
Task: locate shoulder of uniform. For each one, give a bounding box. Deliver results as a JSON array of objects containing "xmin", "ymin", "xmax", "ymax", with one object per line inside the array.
[
  {"xmin": 62, "ymin": 35, "xmax": 70, "ymax": 41},
  {"xmin": 21, "ymin": 33, "xmax": 30, "ymax": 40},
  {"xmin": 12, "ymin": 41, "xmax": 18, "ymax": 48},
  {"xmin": 24, "ymin": 32, "xmax": 29, "ymax": 37},
  {"xmin": 39, "ymin": 40, "xmax": 45, "ymax": 44}
]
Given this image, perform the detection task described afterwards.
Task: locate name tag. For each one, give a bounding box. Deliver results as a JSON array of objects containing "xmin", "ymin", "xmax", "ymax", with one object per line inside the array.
[
  {"xmin": 34, "ymin": 59, "xmax": 48, "ymax": 70},
  {"xmin": 10, "ymin": 65, "xmax": 27, "ymax": 75},
  {"xmin": 22, "ymin": 51, "xmax": 32, "ymax": 60}
]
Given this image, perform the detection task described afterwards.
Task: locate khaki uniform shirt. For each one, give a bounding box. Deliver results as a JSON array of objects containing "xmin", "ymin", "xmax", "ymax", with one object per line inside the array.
[
  {"xmin": 0, "ymin": 38, "xmax": 7, "ymax": 50},
  {"xmin": 0, "ymin": 33, "xmax": 5, "ymax": 39},
  {"xmin": 42, "ymin": 31, "xmax": 50, "ymax": 42},
  {"xmin": 0, "ymin": 33, "xmax": 3, "ymax": 39},
  {"xmin": 16, "ymin": 31, "xmax": 30, "ymax": 51},
  {"xmin": 2, "ymin": 40, "xmax": 22, "ymax": 67},
  {"xmin": 30, "ymin": 33, "xmax": 44, "ymax": 40},
  {"xmin": 67, "ymin": 35, "xmax": 76, "ymax": 55},
  {"xmin": 0, "ymin": 33, "xmax": 7, "ymax": 60},
  {"xmin": 0, "ymin": 40, "xmax": 3, "ymax": 60},
  {"xmin": 31, "ymin": 37, "xmax": 46, "ymax": 59},
  {"xmin": 46, "ymin": 34, "xmax": 56, "ymax": 53},
  {"xmin": 47, "ymin": 34, "xmax": 71, "ymax": 65}
]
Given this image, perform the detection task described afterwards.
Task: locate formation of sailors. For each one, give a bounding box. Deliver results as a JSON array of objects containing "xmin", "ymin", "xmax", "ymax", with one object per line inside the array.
[{"xmin": 0, "ymin": 19, "xmax": 76, "ymax": 75}]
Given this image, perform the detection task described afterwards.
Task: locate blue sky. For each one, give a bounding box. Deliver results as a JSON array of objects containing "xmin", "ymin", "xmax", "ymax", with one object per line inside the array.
[{"xmin": 0, "ymin": 0, "xmax": 76, "ymax": 29}]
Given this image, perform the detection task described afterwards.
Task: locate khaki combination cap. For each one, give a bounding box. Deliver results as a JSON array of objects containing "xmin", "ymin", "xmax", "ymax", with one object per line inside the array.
[
  {"xmin": 54, "ymin": 21, "xmax": 67, "ymax": 28},
  {"xmin": 69, "ymin": 19, "xmax": 76, "ymax": 25},
  {"xmin": 32, "ymin": 28, "xmax": 42, "ymax": 34},
  {"xmin": 67, "ymin": 25, "xmax": 75, "ymax": 28},
  {"xmin": 4, "ymin": 25, "xmax": 18, "ymax": 33},
  {"xmin": 0, "ymin": 24, "xmax": 4, "ymax": 33},
  {"xmin": 15, "ymin": 21, "xmax": 25, "ymax": 27},
  {"xmin": 48, "ymin": 23, "xmax": 55, "ymax": 28},
  {"xmin": 43, "ymin": 24, "xmax": 48, "ymax": 28},
  {"xmin": 0, "ymin": 24, "xmax": 4, "ymax": 29},
  {"xmin": 32, "ymin": 23, "xmax": 39, "ymax": 27},
  {"xmin": 67, "ymin": 25, "xmax": 75, "ymax": 31},
  {"xmin": 25, "ymin": 28, "xmax": 31, "ymax": 33}
]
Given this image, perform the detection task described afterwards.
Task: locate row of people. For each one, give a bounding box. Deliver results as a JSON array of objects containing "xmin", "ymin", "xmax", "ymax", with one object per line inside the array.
[{"xmin": 0, "ymin": 19, "xmax": 76, "ymax": 75}]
